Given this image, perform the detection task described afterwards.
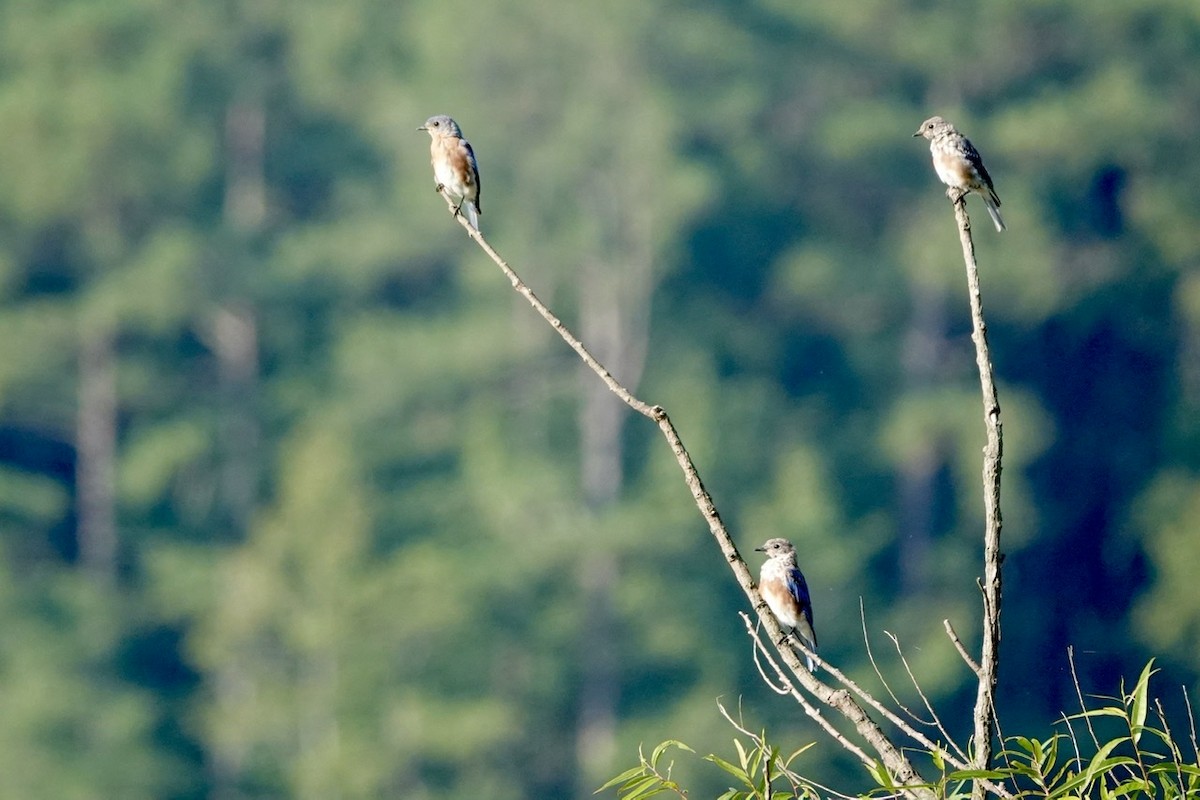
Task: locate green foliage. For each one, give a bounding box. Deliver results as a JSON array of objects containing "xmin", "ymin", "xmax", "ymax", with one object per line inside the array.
[
  {"xmin": 597, "ymin": 730, "xmax": 821, "ymax": 800},
  {"xmin": 0, "ymin": 0, "xmax": 1198, "ymax": 796},
  {"xmin": 0, "ymin": 562, "xmax": 179, "ymax": 798},
  {"xmin": 605, "ymin": 662, "xmax": 1200, "ymax": 799}
]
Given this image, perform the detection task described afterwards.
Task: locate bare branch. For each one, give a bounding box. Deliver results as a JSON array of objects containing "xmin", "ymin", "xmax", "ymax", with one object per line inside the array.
[
  {"xmin": 1067, "ymin": 646, "xmax": 1102, "ymax": 750},
  {"xmin": 442, "ymin": 195, "xmax": 935, "ymax": 798},
  {"xmin": 943, "ymin": 619, "xmax": 982, "ymax": 676},
  {"xmin": 861, "ymin": 598, "xmax": 912, "ymax": 714},
  {"xmin": 948, "ymin": 189, "xmax": 1004, "ymax": 799},
  {"xmin": 1184, "ymin": 685, "xmax": 1200, "ymax": 764},
  {"xmin": 740, "ymin": 614, "xmax": 877, "ymax": 770},
  {"xmin": 857, "ymin": 604, "xmax": 976, "ymax": 769},
  {"xmin": 749, "ymin": 616, "xmax": 793, "ymax": 696},
  {"xmin": 1059, "ymin": 711, "xmax": 1083, "ymax": 772},
  {"xmin": 884, "ymin": 630, "xmax": 967, "ymax": 761},
  {"xmin": 1154, "ymin": 698, "xmax": 1187, "ymax": 792}
]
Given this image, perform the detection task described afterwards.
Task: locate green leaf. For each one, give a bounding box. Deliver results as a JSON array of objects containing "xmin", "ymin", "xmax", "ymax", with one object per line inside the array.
[
  {"xmin": 782, "ymin": 743, "xmax": 815, "ymax": 767},
  {"xmin": 1050, "ymin": 769, "xmax": 1090, "ymax": 797},
  {"xmin": 650, "ymin": 740, "xmax": 694, "ymax": 766},
  {"xmin": 1109, "ymin": 777, "xmax": 1152, "ymax": 797},
  {"xmin": 1129, "ymin": 659, "xmax": 1155, "ymax": 745},
  {"xmin": 746, "ymin": 745, "xmax": 764, "ymax": 782},
  {"xmin": 1083, "ymin": 737, "xmax": 1132, "ymax": 785},
  {"xmin": 733, "ymin": 738, "xmax": 750, "ymax": 769},
  {"xmin": 1011, "ymin": 736, "xmax": 1038, "ymax": 755},
  {"xmin": 866, "ymin": 760, "xmax": 894, "ymax": 789},
  {"xmin": 1067, "ymin": 707, "xmax": 1128, "ymax": 721},
  {"xmin": 945, "ymin": 769, "xmax": 1008, "ymax": 780},
  {"xmin": 620, "ymin": 775, "xmax": 663, "ymax": 800},
  {"xmin": 705, "ymin": 754, "xmax": 752, "ymax": 786},
  {"xmin": 596, "ymin": 766, "xmax": 648, "ymax": 793}
]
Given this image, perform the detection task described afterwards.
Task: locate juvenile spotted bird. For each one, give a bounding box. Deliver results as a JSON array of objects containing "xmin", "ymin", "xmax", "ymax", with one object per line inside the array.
[
  {"xmin": 418, "ymin": 114, "xmax": 481, "ymax": 230},
  {"xmin": 914, "ymin": 115, "xmax": 1005, "ymax": 232},
  {"xmin": 755, "ymin": 537, "xmax": 818, "ymax": 671}
]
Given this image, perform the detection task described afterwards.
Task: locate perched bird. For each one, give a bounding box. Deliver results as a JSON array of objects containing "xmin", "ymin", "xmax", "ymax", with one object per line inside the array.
[
  {"xmin": 914, "ymin": 115, "xmax": 1005, "ymax": 232},
  {"xmin": 418, "ymin": 114, "xmax": 481, "ymax": 229},
  {"xmin": 755, "ymin": 537, "xmax": 818, "ymax": 671}
]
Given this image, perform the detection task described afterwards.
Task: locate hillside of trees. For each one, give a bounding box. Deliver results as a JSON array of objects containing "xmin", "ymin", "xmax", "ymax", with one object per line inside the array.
[{"xmin": 0, "ymin": 1, "xmax": 1198, "ymax": 798}]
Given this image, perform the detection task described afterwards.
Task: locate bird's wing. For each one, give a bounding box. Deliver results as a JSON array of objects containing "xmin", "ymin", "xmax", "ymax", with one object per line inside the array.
[
  {"xmin": 786, "ymin": 567, "xmax": 816, "ymax": 640},
  {"xmin": 462, "ymin": 140, "xmax": 481, "ymax": 212},
  {"xmin": 964, "ymin": 139, "xmax": 1000, "ymax": 201}
]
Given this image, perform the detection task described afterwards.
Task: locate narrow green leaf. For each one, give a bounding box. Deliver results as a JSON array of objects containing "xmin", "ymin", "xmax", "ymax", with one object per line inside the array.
[
  {"xmin": 865, "ymin": 760, "xmax": 894, "ymax": 788},
  {"xmin": 945, "ymin": 769, "xmax": 1008, "ymax": 780},
  {"xmin": 620, "ymin": 775, "xmax": 663, "ymax": 800},
  {"xmin": 733, "ymin": 738, "xmax": 749, "ymax": 769},
  {"xmin": 782, "ymin": 742, "xmax": 815, "ymax": 767},
  {"xmin": 650, "ymin": 740, "xmax": 693, "ymax": 766},
  {"xmin": 1083, "ymin": 737, "xmax": 1130, "ymax": 784},
  {"xmin": 1006, "ymin": 762, "xmax": 1043, "ymax": 781},
  {"xmin": 1129, "ymin": 660, "xmax": 1155, "ymax": 745},
  {"xmin": 746, "ymin": 745, "xmax": 764, "ymax": 781},
  {"xmin": 705, "ymin": 754, "xmax": 752, "ymax": 785},
  {"xmin": 1051, "ymin": 769, "xmax": 1090, "ymax": 797},
  {"xmin": 596, "ymin": 766, "xmax": 648, "ymax": 793},
  {"xmin": 1110, "ymin": 777, "xmax": 1152, "ymax": 797},
  {"xmin": 1067, "ymin": 707, "xmax": 1127, "ymax": 721},
  {"xmin": 1012, "ymin": 736, "xmax": 1038, "ymax": 755}
]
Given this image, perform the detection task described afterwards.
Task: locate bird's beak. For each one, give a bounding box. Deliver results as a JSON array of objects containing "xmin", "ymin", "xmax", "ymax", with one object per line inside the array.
[
  {"xmin": 754, "ymin": 546, "xmax": 766, "ymax": 552},
  {"xmin": 417, "ymin": 126, "xmax": 427, "ymax": 132},
  {"xmin": 912, "ymin": 130, "xmax": 922, "ymax": 137}
]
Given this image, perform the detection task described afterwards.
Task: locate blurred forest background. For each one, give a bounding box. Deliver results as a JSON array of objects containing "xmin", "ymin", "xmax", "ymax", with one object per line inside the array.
[{"xmin": 0, "ymin": 0, "xmax": 1198, "ymax": 797}]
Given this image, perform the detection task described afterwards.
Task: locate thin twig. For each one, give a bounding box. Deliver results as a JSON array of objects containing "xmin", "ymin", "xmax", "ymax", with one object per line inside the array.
[
  {"xmin": 943, "ymin": 619, "xmax": 982, "ymax": 676},
  {"xmin": 1154, "ymin": 699, "xmax": 1186, "ymax": 792},
  {"xmin": 949, "ymin": 189, "xmax": 1004, "ymax": 800},
  {"xmin": 857, "ymin": 604, "xmax": 978, "ymax": 768},
  {"xmin": 884, "ymin": 630, "xmax": 967, "ymax": 761},
  {"xmin": 1059, "ymin": 711, "xmax": 1083, "ymax": 773},
  {"xmin": 861, "ymin": 599, "xmax": 916, "ymax": 716},
  {"xmin": 822, "ymin": 613, "xmax": 1015, "ymax": 796},
  {"xmin": 740, "ymin": 613, "xmax": 877, "ymax": 770},
  {"xmin": 750, "ymin": 616, "xmax": 793, "ymax": 695},
  {"xmin": 445, "ymin": 192, "xmax": 938, "ymax": 799},
  {"xmin": 1183, "ymin": 685, "xmax": 1200, "ymax": 764},
  {"xmin": 1067, "ymin": 646, "xmax": 1102, "ymax": 750},
  {"xmin": 881, "ymin": 630, "xmax": 940, "ymax": 727}
]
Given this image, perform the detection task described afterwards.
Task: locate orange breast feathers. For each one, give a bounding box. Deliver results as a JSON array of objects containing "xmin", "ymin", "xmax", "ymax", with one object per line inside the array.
[{"xmin": 933, "ymin": 148, "xmax": 975, "ymax": 189}]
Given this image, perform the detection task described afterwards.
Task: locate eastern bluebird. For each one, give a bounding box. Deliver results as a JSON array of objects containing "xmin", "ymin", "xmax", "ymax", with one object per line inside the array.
[
  {"xmin": 755, "ymin": 537, "xmax": 818, "ymax": 671},
  {"xmin": 418, "ymin": 114, "xmax": 481, "ymax": 230},
  {"xmin": 914, "ymin": 116, "xmax": 1005, "ymax": 232}
]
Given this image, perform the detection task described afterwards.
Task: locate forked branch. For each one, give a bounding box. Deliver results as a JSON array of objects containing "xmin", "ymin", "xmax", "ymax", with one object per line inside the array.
[{"xmin": 435, "ymin": 190, "xmax": 935, "ymax": 798}]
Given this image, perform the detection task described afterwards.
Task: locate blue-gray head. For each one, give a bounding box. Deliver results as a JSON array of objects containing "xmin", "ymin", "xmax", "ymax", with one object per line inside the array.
[
  {"xmin": 755, "ymin": 537, "xmax": 797, "ymax": 562},
  {"xmin": 418, "ymin": 114, "xmax": 463, "ymax": 138}
]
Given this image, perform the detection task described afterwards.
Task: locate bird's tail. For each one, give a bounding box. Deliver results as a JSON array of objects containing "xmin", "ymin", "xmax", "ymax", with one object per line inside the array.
[
  {"xmin": 982, "ymin": 195, "xmax": 1006, "ymax": 232},
  {"xmin": 465, "ymin": 201, "xmax": 480, "ymax": 231},
  {"xmin": 792, "ymin": 621, "xmax": 819, "ymax": 672}
]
